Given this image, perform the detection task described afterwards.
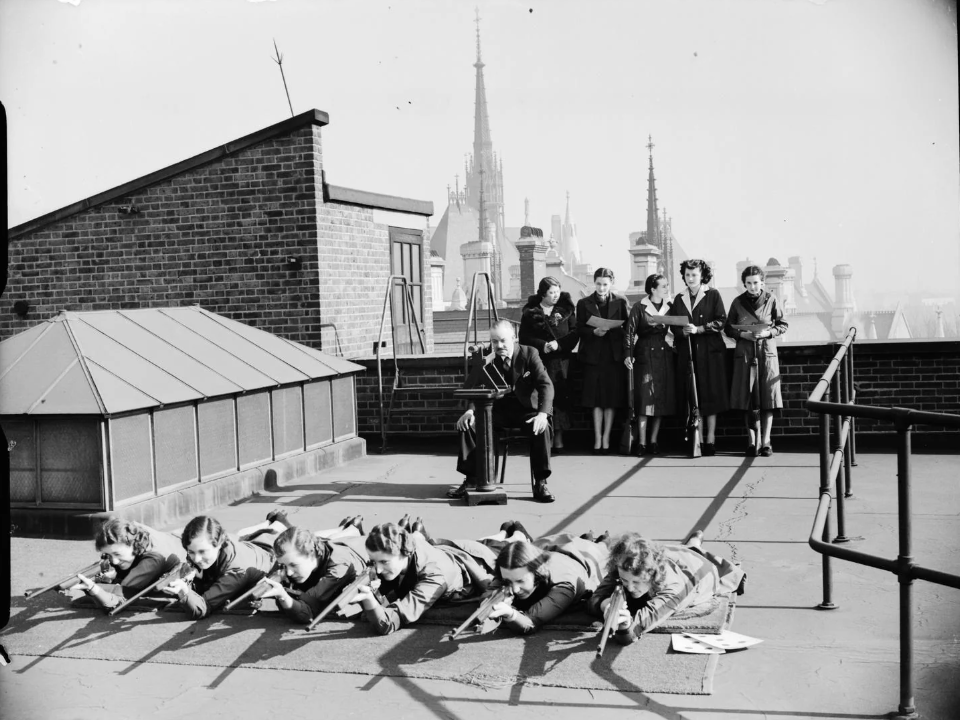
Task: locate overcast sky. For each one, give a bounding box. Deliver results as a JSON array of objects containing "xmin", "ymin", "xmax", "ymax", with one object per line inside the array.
[{"xmin": 2, "ymin": 0, "xmax": 958, "ymax": 306}]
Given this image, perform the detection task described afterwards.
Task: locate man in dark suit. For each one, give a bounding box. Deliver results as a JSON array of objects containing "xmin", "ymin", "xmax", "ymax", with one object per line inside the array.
[{"xmin": 448, "ymin": 320, "xmax": 556, "ymax": 503}]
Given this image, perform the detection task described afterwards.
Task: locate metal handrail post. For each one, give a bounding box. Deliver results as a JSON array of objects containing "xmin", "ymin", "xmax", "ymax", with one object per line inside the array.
[
  {"xmin": 817, "ymin": 384, "xmax": 836, "ymax": 609},
  {"xmin": 847, "ymin": 340, "xmax": 858, "ymax": 468},
  {"xmin": 832, "ymin": 370, "xmax": 849, "ymax": 543},
  {"xmin": 895, "ymin": 424, "xmax": 918, "ymax": 719},
  {"xmin": 842, "ymin": 348, "xmax": 855, "ymax": 497}
]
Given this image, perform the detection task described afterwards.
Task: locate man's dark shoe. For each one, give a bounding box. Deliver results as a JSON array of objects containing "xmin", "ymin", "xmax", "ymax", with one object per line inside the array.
[
  {"xmin": 446, "ymin": 481, "xmax": 475, "ymax": 500},
  {"xmin": 533, "ymin": 481, "xmax": 555, "ymax": 504},
  {"xmin": 759, "ymin": 445, "xmax": 773, "ymax": 457}
]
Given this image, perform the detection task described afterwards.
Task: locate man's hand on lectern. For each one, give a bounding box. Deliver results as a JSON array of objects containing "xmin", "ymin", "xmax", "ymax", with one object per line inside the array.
[{"xmin": 457, "ymin": 409, "xmax": 476, "ymax": 432}]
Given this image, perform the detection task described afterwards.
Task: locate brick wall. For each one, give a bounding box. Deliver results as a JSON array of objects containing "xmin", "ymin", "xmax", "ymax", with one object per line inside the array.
[
  {"xmin": 5, "ymin": 126, "xmax": 325, "ymax": 348},
  {"xmin": 354, "ymin": 340, "xmax": 960, "ymax": 445},
  {"xmin": 5, "ymin": 113, "xmax": 432, "ymax": 360}
]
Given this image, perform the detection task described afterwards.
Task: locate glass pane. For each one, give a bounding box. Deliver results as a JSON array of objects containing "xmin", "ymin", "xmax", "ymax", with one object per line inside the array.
[
  {"xmin": 404, "ymin": 243, "xmax": 413, "ymax": 280},
  {"xmin": 392, "ymin": 242, "xmax": 403, "ymax": 276},
  {"xmin": 411, "ymin": 245, "xmax": 421, "ymax": 284}
]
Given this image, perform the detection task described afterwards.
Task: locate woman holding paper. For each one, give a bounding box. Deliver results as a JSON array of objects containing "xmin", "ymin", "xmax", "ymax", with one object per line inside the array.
[
  {"xmin": 576, "ymin": 268, "xmax": 630, "ymax": 454},
  {"xmin": 587, "ymin": 530, "xmax": 745, "ymax": 644},
  {"xmin": 724, "ymin": 265, "xmax": 788, "ymax": 456},
  {"xmin": 667, "ymin": 259, "xmax": 728, "ymax": 455},
  {"xmin": 623, "ymin": 273, "xmax": 678, "ymax": 455}
]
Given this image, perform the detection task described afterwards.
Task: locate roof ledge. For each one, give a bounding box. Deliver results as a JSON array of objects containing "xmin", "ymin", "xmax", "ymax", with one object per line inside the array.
[{"xmin": 323, "ymin": 182, "xmax": 433, "ymax": 217}]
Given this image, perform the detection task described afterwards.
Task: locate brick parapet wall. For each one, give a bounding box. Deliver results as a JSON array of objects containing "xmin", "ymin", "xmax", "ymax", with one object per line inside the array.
[
  {"xmin": 4, "ymin": 126, "xmax": 324, "ymax": 348},
  {"xmin": 353, "ymin": 340, "xmax": 960, "ymax": 443}
]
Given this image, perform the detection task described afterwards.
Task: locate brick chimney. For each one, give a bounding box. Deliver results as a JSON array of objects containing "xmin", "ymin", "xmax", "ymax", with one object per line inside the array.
[{"xmin": 515, "ymin": 226, "xmax": 547, "ymax": 299}]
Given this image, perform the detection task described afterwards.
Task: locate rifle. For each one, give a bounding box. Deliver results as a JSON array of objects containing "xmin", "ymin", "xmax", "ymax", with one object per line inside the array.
[
  {"xmin": 223, "ymin": 563, "xmax": 284, "ymax": 611},
  {"xmin": 108, "ymin": 555, "xmax": 193, "ymax": 616},
  {"xmin": 305, "ymin": 565, "xmax": 377, "ymax": 632},
  {"xmin": 620, "ymin": 366, "xmax": 635, "ymax": 455},
  {"xmin": 25, "ymin": 557, "xmax": 110, "ymax": 599},
  {"xmin": 750, "ymin": 336, "xmax": 763, "ymax": 440},
  {"xmin": 441, "ymin": 586, "xmax": 513, "ymax": 641},
  {"xmin": 597, "ymin": 583, "xmax": 625, "ymax": 657},
  {"xmin": 685, "ymin": 335, "xmax": 702, "ymax": 458}
]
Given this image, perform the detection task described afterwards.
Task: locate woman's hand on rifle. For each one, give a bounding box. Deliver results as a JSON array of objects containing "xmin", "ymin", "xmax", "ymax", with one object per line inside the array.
[
  {"xmin": 544, "ymin": 340, "xmax": 559, "ymax": 353},
  {"xmin": 624, "ymin": 357, "xmax": 634, "ymax": 370},
  {"xmin": 347, "ymin": 583, "xmax": 380, "ymax": 610},
  {"xmin": 258, "ymin": 578, "xmax": 294, "ymax": 609},
  {"xmin": 486, "ymin": 600, "xmax": 517, "ymax": 622},
  {"xmin": 600, "ymin": 596, "xmax": 632, "ymax": 631}
]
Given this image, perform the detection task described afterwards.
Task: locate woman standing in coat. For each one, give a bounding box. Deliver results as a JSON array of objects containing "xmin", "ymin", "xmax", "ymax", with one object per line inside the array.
[
  {"xmin": 623, "ymin": 274, "xmax": 677, "ymax": 455},
  {"xmin": 520, "ymin": 276, "xmax": 578, "ymax": 453},
  {"xmin": 667, "ymin": 259, "xmax": 728, "ymax": 455},
  {"xmin": 724, "ymin": 265, "xmax": 788, "ymax": 457},
  {"xmin": 576, "ymin": 268, "xmax": 630, "ymax": 454}
]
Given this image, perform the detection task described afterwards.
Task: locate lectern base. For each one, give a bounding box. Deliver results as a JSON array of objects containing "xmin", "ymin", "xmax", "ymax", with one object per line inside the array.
[{"xmin": 464, "ymin": 488, "xmax": 508, "ymax": 506}]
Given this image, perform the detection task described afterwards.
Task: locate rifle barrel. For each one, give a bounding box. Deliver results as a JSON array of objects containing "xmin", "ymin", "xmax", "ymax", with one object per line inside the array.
[
  {"xmin": 223, "ymin": 569, "xmax": 282, "ymax": 611},
  {"xmin": 597, "ymin": 585, "xmax": 625, "ymax": 657},
  {"xmin": 107, "ymin": 555, "xmax": 184, "ymax": 616},
  {"xmin": 306, "ymin": 567, "xmax": 374, "ymax": 631},
  {"xmin": 443, "ymin": 587, "xmax": 510, "ymax": 641},
  {"xmin": 25, "ymin": 559, "xmax": 105, "ymax": 599}
]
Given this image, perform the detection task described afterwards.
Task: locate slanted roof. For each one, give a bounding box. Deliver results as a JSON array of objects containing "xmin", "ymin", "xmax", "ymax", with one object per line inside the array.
[{"xmin": 0, "ymin": 307, "xmax": 362, "ymax": 417}]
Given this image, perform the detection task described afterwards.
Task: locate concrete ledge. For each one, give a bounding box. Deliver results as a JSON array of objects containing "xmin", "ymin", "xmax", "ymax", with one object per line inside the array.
[{"xmin": 11, "ymin": 436, "xmax": 366, "ymax": 539}]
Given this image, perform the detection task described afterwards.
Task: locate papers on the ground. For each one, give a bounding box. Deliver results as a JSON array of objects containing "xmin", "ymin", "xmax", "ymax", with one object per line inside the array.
[
  {"xmin": 645, "ymin": 314, "xmax": 689, "ymax": 327},
  {"xmin": 672, "ymin": 634, "xmax": 725, "ymax": 654},
  {"xmin": 732, "ymin": 324, "xmax": 771, "ymax": 334},
  {"xmin": 586, "ymin": 316, "xmax": 625, "ymax": 330},
  {"xmin": 671, "ymin": 630, "xmax": 763, "ymax": 654}
]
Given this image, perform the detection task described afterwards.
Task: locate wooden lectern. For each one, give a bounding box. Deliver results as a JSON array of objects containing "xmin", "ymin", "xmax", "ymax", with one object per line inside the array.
[{"xmin": 453, "ymin": 387, "xmax": 509, "ymax": 506}]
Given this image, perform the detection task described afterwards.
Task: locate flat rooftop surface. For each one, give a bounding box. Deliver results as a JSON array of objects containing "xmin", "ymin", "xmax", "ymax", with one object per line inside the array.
[{"xmin": 3, "ymin": 446, "xmax": 959, "ymax": 719}]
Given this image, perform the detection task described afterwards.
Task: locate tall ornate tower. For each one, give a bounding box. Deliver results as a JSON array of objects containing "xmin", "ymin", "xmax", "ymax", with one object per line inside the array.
[
  {"xmin": 561, "ymin": 191, "xmax": 582, "ymax": 268},
  {"xmin": 643, "ymin": 136, "xmax": 675, "ymax": 290},
  {"xmin": 463, "ymin": 9, "xmax": 506, "ymax": 300}
]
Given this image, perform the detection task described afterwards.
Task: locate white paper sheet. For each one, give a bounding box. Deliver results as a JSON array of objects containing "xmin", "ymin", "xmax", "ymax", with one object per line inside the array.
[
  {"xmin": 684, "ymin": 630, "xmax": 763, "ymax": 652},
  {"xmin": 671, "ymin": 634, "xmax": 726, "ymax": 654}
]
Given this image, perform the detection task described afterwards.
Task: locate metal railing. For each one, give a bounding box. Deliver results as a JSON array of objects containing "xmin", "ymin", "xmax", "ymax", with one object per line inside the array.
[
  {"xmin": 374, "ymin": 276, "xmax": 426, "ymax": 453},
  {"xmin": 805, "ymin": 327, "xmax": 960, "ymax": 720}
]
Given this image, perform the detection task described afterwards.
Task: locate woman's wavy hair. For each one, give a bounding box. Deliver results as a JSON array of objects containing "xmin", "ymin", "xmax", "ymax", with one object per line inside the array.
[
  {"xmin": 644, "ymin": 273, "xmax": 667, "ymax": 296},
  {"xmin": 593, "ymin": 267, "xmax": 615, "ymax": 282},
  {"xmin": 680, "ymin": 259, "xmax": 712, "ymax": 285},
  {"xmin": 494, "ymin": 541, "xmax": 550, "ymax": 583},
  {"xmin": 606, "ymin": 533, "xmax": 667, "ymax": 593},
  {"xmin": 274, "ymin": 526, "xmax": 328, "ymax": 562},
  {"xmin": 95, "ymin": 517, "xmax": 153, "ymax": 556},
  {"xmin": 365, "ymin": 523, "xmax": 414, "ymax": 557},
  {"xmin": 740, "ymin": 265, "xmax": 765, "ymax": 285},
  {"xmin": 181, "ymin": 515, "xmax": 227, "ymax": 551},
  {"xmin": 536, "ymin": 276, "xmax": 562, "ymax": 301}
]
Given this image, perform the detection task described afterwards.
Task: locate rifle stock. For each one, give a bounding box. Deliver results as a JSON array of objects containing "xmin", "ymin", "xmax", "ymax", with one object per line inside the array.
[
  {"xmin": 597, "ymin": 583, "xmax": 625, "ymax": 657},
  {"xmin": 305, "ymin": 565, "xmax": 377, "ymax": 631},
  {"xmin": 108, "ymin": 555, "xmax": 190, "ymax": 616},
  {"xmin": 685, "ymin": 335, "xmax": 702, "ymax": 458},
  {"xmin": 442, "ymin": 587, "xmax": 512, "ymax": 642},
  {"xmin": 223, "ymin": 564, "xmax": 284, "ymax": 611},
  {"xmin": 25, "ymin": 557, "xmax": 109, "ymax": 599}
]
